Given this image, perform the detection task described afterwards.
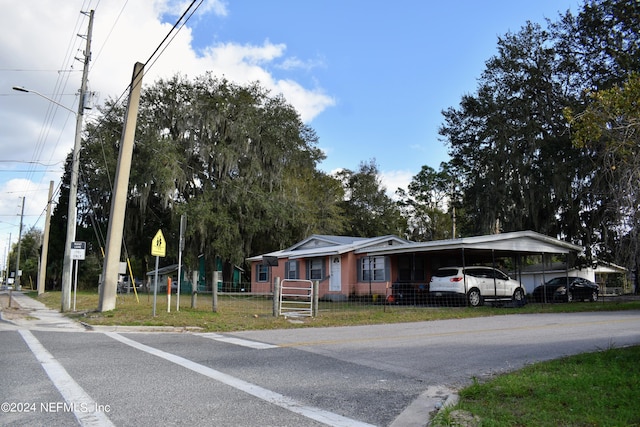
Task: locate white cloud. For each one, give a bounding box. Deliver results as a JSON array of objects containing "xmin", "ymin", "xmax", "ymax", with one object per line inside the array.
[
  {"xmin": 278, "ymin": 56, "xmax": 326, "ymax": 72},
  {"xmin": 199, "ymin": 42, "xmax": 335, "ymax": 121},
  {"xmin": 379, "ymin": 170, "xmax": 414, "ymax": 198},
  {"xmin": 0, "ymin": 0, "xmax": 335, "ymax": 248}
]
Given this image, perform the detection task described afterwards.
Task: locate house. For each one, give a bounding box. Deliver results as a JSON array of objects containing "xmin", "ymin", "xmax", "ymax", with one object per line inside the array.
[
  {"xmin": 146, "ymin": 256, "xmax": 245, "ymax": 294},
  {"xmin": 247, "ymin": 231, "xmax": 586, "ymax": 301},
  {"xmin": 247, "ymin": 235, "xmax": 410, "ymax": 300}
]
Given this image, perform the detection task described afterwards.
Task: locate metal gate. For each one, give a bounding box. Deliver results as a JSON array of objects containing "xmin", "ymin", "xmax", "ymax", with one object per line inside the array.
[{"xmin": 279, "ymin": 279, "xmax": 314, "ymax": 317}]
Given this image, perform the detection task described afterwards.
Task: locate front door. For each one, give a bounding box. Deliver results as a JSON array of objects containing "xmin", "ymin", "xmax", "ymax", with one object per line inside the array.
[{"xmin": 329, "ymin": 256, "xmax": 341, "ymax": 291}]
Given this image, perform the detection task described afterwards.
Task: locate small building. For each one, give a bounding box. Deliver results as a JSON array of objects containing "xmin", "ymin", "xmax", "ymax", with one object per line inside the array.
[
  {"xmin": 146, "ymin": 264, "xmax": 181, "ymax": 293},
  {"xmin": 247, "ymin": 231, "xmax": 585, "ymax": 301},
  {"xmin": 519, "ymin": 261, "xmax": 628, "ymax": 294},
  {"xmin": 146, "ymin": 257, "xmax": 245, "ymax": 294}
]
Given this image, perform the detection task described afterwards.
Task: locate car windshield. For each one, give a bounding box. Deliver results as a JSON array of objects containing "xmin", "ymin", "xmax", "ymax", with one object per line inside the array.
[{"xmin": 433, "ymin": 268, "xmax": 459, "ymax": 277}]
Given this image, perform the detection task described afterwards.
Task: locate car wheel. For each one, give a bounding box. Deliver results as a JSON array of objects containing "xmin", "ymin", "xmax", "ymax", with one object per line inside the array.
[
  {"xmin": 513, "ymin": 288, "xmax": 525, "ymax": 303},
  {"xmin": 468, "ymin": 288, "xmax": 482, "ymax": 307},
  {"xmin": 590, "ymin": 291, "xmax": 598, "ymax": 302},
  {"xmin": 566, "ymin": 292, "xmax": 573, "ymax": 303}
]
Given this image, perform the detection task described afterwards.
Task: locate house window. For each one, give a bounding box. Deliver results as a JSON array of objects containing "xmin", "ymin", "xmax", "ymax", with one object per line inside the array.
[
  {"xmin": 256, "ymin": 264, "xmax": 269, "ymax": 282},
  {"xmin": 360, "ymin": 256, "xmax": 387, "ymax": 282},
  {"xmin": 285, "ymin": 260, "xmax": 299, "ymax": 279},
  {"xmin": 306, "ymin": 258, "xmax": 325, "ymax": 280}
]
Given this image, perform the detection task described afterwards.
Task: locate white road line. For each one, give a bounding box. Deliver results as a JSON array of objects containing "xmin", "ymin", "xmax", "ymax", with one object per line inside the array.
[
  {"xmin": 105, "ymin": 332, "xmax": 376, "ymax": 427},
  {"xmin": 197, "ymin": 332, "xmax": 279, "ymax": 349},
  {"xmin": 18, "ymin": 330, "xmax": 115, "ymax": 427}
]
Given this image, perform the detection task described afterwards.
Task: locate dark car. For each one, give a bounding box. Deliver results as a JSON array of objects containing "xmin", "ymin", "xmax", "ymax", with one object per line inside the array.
[
  {"xmin": 532, "ymin": 277, "xmax": 599, "ymax": 303},
  {"xmin": 117, "ymin": 277, "xmax": 144, "ymax": 293}
]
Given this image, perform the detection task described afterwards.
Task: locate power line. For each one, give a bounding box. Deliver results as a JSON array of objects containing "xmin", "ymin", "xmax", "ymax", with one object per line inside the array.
[{"xmin": 7, "ymin": 1, "xmax": 205, "ymax": 253}]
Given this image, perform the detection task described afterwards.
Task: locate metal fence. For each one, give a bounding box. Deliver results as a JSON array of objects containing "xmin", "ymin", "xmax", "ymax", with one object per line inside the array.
[{"xmin": 163, "ymin": 277, "xmax": 635, "ymax": 319}]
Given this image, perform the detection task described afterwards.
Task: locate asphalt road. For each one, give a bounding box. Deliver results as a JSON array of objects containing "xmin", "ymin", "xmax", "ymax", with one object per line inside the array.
[{"xmin": 1, "ymin": 295, "xmax": 640, "ymax": 426}]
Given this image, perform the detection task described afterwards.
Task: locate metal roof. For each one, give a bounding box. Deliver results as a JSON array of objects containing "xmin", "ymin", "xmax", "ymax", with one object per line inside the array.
[
  {"xmin": 360, "ymin": 231, "xmax": 583, "ymax": 256},
  {"xmin": 247, "ymin": 235, "xmax": 409, "ymax": 262},
  {"xmin": 247, "ymin": 231, "xmax": 583, "ymax": 262}
]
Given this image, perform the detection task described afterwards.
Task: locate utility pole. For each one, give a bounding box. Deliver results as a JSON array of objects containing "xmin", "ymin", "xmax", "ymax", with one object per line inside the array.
[
  {"xmin": 15, "ymin": 197, "xmax": 25, "ymax": 291},
  {"xmin": 38, "ymin": 181, "xmax": 54, "ymax": 295},
  {"xmin": 61, "ymin": 10, "xmax": 93, "ymax": 311},
  {"xmin": 98, "ymin": 62, "xmax": 144, "ymax": 312},
  {"xmin": 5, "ymin": 233, "xmax": 11, "ymax": 286}
]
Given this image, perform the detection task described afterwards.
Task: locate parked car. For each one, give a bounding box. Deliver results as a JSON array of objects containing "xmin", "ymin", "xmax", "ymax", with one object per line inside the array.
[
  {"xmin": 531, "ymin": 277, "xmax": 599, "ymax": 303},
  {"xmin": 429, "ymin": 266, "xmax": 525, "ymax": 307},
  {"xmin": 531, "ymin": 277, "xmax": 569, "ymax": 302},
  {"xmin": 117, "ymin": 277, "xmax": 144, "ymax": 293},
  {"xmin": 555, "ymin": 277, "xmax": 599, "ymax": 302}
]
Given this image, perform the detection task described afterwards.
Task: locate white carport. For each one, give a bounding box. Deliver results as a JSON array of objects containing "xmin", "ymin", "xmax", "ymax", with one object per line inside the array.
[{"xmin": 362, "ymin": 230, "xmax": 585, "ymax": 295}]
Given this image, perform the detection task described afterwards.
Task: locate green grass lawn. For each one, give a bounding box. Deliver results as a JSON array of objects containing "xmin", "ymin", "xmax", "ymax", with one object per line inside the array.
[
  {"xmin": 30, "ymin": 290, "xmax": 640, "ymax": 332},
  {"xmin": 30, "ymin": 291, "xmax": 640, "ymax": 332},
  {"xmin": 431, "ymin": 345, "xmax": 640, "ymax": 426}
]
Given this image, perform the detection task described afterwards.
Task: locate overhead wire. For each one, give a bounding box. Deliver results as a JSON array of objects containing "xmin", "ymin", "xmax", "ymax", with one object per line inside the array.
[
  {"xmin": 9, "ymin": 1, "xmax": 93, "ymax": 236},
  {"xmin": 9, "ymin": 0, "xmax": 204, "ymax": 265},
  {"xmin": 75, "ymin": 0, "xmax": 204, "ymax": 264}
]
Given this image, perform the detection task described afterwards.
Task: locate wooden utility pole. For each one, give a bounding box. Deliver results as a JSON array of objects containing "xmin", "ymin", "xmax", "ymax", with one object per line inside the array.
[
  {"xmin": 98, "ymin": 62, "xmax": 144, "ymax": 312},
  {"xmin": 14, "ymin": 197, "xmax": 25, "ymax": 290},
  {"xmin": 61, "ymin": 10, "xmax": 93, "ymax": 311},
  {"xmin": 37, "ymin": 181, "xmax": 54, "ymax": 295}
]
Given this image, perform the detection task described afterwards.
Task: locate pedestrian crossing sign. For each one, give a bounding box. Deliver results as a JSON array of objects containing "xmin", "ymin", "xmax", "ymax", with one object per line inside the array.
[{"xmin": 151, "ymin": 229, "xmax": 166, "ymax": 257}]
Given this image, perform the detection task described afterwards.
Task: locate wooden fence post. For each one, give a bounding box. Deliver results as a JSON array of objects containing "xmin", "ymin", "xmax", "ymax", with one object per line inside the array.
[
  {"xmin": 212, "ymin": 271, "xmax": 219, "ymax": 313},
  {"xmin": 313, "ymin": 280, "xmax": 319, "ymax": 317},
  {"xmin": 272, "ymin": 276, "xmax": 280, "ymax": 317}
]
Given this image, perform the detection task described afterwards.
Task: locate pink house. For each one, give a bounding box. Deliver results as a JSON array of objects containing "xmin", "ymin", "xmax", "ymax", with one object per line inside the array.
[
  {"xmin": 247, "ymin": 231, "xmax": 585, "ymax": 302},
  {"xmin": 247, "ymin": 235, "xmax": 410, "ymax": 300}
]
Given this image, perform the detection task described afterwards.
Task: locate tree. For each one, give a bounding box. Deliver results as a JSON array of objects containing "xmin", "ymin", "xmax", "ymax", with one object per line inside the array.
[
  {"xmin": 7, "ymin": 227, "xmax": 42, "ymax": 289},
  {"xmin": 397, "ymin": 163, "xmax": 456, "ymax": 241},
  {"xmin": 336, "ymin": 160, "xmax": 406, "ymax": 237},
  {"xmin": 438, "ymin": 0, "xmax": 639, "ymax": 263},
  {"xmin": 551, "ymin": 0, "xmax": 640, "ymax": 91},
  {"xmin": 565, "ymin": 73, "xmax": 640, "ymax": 268},
  {"xmin": 441, "ymin": 21, "xmax": 582, "ymax": 237},
  {"xmin": 60, "ymin": 73, "xmax": 344, "ymax": 287}
]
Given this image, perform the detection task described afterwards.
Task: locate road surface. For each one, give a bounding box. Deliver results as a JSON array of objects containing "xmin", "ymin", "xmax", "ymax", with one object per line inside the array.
[{"xmin": 1, "ymin": 292, "xmax": 639, "ymax": 426}]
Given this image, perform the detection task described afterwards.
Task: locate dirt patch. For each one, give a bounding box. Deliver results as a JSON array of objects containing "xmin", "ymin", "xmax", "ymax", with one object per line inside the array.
[{"xmin": 0, "ymin": 294, "xmax": 33, "ymax": 320}]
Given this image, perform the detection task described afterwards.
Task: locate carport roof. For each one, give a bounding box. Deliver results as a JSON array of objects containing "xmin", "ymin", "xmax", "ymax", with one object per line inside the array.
[{"xmin": 359, "ymin": 230, "xmax": 583, "ymax": 256}]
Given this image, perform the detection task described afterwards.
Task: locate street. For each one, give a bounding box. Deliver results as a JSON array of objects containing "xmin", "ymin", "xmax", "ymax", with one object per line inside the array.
[{"xmin": 1, "ymin": 293, "xmax": 640, "ymax": 426}]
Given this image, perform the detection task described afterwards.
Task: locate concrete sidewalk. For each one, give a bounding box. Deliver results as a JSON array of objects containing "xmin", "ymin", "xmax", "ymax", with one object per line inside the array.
[
  {"xmin": 0, "ymin": 291, "xmax": 198, "ymax": 333},
  {"xmin": 0, "ymin": 291, "xmax": 87, "ymax": 331}
]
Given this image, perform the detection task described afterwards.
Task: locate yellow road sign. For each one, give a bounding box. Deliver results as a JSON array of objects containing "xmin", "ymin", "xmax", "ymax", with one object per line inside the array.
[{"xmin": 151, "ymin": 229, "xmax": 166, "ymax": 257}]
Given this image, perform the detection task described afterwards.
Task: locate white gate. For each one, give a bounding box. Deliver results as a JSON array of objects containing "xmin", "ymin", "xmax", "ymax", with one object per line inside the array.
[{"xmin": 279, "ymin": 279, "xmax": 314, "ymax": 317}]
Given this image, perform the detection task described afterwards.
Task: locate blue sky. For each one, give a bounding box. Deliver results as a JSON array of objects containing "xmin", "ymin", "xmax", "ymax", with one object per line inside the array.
[
  {"xmin": 0, "ymin": 0, "xmax": 579, "ymax": 272},
  {"xmin": 191, "ymin": 1, "xmax": 579, "ymax": 181}
]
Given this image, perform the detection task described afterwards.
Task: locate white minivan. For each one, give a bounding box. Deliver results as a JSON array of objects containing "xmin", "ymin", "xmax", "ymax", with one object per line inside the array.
[{"xmin": 429, "ymin": 266, "xmax": 525, "ymax": 307}]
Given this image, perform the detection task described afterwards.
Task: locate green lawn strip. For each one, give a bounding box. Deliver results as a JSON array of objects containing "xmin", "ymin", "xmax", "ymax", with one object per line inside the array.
[
  {"xmin": 436, "ymin": 346, "xmax": 640, "ymax": 426},
  {"xmin": 28, "ymin": 291, "xmax": 640, "ymax": 332}
]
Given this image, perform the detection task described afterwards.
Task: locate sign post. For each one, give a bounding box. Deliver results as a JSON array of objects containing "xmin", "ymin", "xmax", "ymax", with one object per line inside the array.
[
  {"xmin": 151, "ymin": 229, "xmax": 166, "ymax": 316},
  {"xmin": 70, "ymin": 241, "xmax": 86, "ymax": 311}
]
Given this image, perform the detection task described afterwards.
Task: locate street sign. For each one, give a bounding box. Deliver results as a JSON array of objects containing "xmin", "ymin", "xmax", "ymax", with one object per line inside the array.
[
  {"xmin": 70, "ymin": 241, "xmax": 86, "ymax": 260},
  {"xmin": 151, "ymin": 229, "xmax": 166, "ymax": 257}
]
